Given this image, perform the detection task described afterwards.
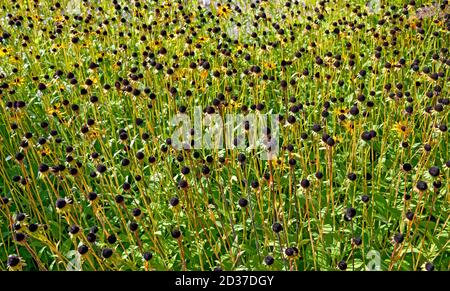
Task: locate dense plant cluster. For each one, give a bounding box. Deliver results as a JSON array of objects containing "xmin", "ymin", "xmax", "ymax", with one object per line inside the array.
[{"xmin": 0, "ymin": 0, "xmax": 449, "ymax": 270}]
